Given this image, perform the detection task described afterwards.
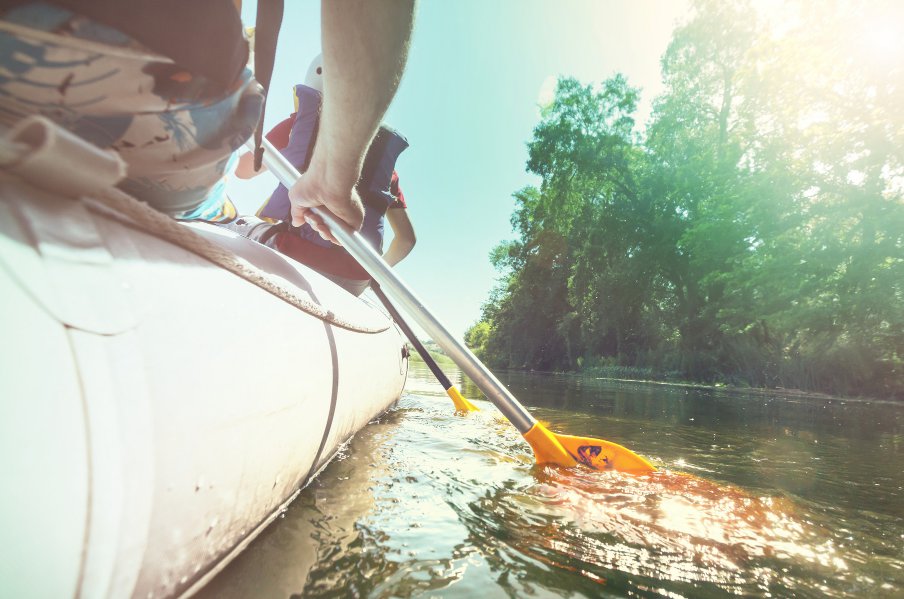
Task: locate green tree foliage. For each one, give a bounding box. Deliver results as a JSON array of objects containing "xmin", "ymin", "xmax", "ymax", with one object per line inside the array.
[
  {"xmin": 466, "ymin": 0, "xmax": 903, "ymax": 398},
  {"xmin": 463, "ymin": 320, "xmax": 490, "ymax": 362}
]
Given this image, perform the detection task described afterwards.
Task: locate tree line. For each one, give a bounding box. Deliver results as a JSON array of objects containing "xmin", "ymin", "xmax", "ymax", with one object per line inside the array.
[{"xmin": 464, "ymin": 0, "xmax": 903, "ymax": 399}]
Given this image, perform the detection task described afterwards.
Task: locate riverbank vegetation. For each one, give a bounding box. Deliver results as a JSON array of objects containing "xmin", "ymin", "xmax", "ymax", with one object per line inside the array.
[{"xmin": 464, "ymin": 0, "xmax": 903, "ymax": 399}]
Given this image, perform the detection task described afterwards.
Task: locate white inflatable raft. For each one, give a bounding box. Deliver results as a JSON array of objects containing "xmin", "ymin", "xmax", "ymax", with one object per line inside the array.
[{"xmin": 0, "ymin": 118, "xmax": 408, "ymax": 598}]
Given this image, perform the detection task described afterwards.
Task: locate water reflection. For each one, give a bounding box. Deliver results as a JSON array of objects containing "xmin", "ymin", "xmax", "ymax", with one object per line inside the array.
[{"xmin": 199, "ymin": 360, "xmax": 904, "ymax": 598}]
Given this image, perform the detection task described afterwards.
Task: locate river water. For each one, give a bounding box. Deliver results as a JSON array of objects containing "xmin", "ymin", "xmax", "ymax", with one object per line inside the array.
[{"xmin": 198, "ymin": 360, "xmax": 904, "ymax": 598}]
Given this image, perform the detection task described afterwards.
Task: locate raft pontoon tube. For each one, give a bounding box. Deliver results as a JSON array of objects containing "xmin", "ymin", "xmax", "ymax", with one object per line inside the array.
[{"xmin": 0, "ymin": 117, "xmax": 408, "ymax": 598}]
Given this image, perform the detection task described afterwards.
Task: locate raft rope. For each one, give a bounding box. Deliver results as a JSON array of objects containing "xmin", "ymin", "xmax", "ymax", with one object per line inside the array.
[{"xmin": 0, "ymin": 118, "xmax": 389, "ymax": 335}]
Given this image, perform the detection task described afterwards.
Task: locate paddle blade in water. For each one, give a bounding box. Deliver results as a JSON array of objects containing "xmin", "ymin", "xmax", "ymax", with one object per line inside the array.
[
  {"xmin": 523, "ymin": 422, "xmax": 655, "ymax": 473},
  {"xmin": 446, "ymin": 385, "xmax": 479, "ymax": 412},
  {"xmin": 555, "ymin": 432, "xmax": 657, "ymax": 474}
]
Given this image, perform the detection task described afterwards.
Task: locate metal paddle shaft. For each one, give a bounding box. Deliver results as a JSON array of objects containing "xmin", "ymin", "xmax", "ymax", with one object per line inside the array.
[{"xmin": 255, "ymin": 139, "xmax": 535, "ymax": 432}]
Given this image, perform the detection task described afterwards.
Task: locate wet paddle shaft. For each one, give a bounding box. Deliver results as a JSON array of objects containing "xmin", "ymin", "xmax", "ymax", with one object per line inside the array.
[{"xmin": 254, "ymin": 138, "xmax": 655, "ymax": 474}]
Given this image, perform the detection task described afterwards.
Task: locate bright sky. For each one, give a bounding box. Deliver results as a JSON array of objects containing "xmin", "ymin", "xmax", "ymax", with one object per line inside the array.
[{"xmin": 231, "ymin": 1, "xmax": 690, "ymax": 337}]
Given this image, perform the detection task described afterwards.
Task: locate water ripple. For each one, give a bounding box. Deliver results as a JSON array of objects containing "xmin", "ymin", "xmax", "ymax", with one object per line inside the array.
[{"xmin": 199, "ymin": 365, "xmax": 904, "ymax": 599}]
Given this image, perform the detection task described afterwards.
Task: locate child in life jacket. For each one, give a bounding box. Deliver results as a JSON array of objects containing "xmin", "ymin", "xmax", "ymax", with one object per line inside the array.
[{"xmin": 233, "ymin": 54, "xmax": 416, "ymax": 296}]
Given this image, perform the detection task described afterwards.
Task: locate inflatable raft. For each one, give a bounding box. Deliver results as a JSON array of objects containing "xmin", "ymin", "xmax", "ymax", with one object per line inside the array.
[{"xmin": 0, "ymin": 118, "xmax": 408, "ymax": 598}]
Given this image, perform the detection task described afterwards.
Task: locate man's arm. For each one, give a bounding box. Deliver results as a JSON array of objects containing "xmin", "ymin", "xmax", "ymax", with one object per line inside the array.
[
  {"xmin": 382, "ymin": 207, "xmax": 416, "ymax": 266},
  {"xmin": 288, "ymin": 0, "xmax": 416, "ymax": 243}
]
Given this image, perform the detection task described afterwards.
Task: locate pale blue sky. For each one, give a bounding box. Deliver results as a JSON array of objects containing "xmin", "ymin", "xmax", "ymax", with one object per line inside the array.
[{"xmin": 230, "ymin": 1, "xmax": 690, "ymax": 337}]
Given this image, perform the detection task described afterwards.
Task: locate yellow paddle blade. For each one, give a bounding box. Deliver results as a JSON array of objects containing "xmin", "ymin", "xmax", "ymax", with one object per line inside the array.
[
  {"xmin": 523, "ymin": 422, "xmax": 656, "ymax": 474},
  {"xmin": 554, "ymin": 431, "xmax": 656, "ymax": 474},
  {"xmin": 446, "ymin": 385, "xmax": 479, "ymax": 412}
]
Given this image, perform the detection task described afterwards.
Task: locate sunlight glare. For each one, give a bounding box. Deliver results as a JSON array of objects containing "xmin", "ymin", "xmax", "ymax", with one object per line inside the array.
[
  {"xmin": 537, "ymin": 75, "xmax": 557, "ymax": 110},
  {"xmin": 861, "ymin": 17, "xmax": 904, "ymax": 60}
]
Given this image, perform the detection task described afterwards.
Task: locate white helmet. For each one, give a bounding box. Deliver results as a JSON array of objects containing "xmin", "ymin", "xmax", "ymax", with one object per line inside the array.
[{"xmin": 304, "ymin": 53, "xmax": 324, "ymax": 93}]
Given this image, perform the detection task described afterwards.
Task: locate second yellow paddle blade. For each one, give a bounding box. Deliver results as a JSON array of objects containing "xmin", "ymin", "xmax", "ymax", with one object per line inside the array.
[
  {"xmin": 523, "ymin": 422, "xmax": 656, "ymax": 474},
  {"xmin": 446, "ymin": 385, "xmax": 479, "ymax": 412}
]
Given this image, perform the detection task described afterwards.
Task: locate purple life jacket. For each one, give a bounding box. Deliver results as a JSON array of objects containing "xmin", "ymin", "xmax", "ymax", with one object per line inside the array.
[
  {"xmin": 259, "ymin": 83, "xmax": 409, "ymax": 252},
  {"xmin": 258, "ymin": 84, "xmax": 320, "ymax": 223}
]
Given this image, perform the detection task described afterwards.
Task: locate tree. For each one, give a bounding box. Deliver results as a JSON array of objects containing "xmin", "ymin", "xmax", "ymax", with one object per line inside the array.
[{"xmin": 471, "ymin": 0, "xmax": 903, "ymax": 397}]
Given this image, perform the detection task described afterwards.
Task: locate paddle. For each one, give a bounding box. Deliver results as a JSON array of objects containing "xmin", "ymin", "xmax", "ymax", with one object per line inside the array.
[
  {"xmin": 253, "ymin": 138, "xmax": 656, "ymax": 474},
  {"xmin": 371, "ymin": 282, "xmax": 478, "ymax": 412}
]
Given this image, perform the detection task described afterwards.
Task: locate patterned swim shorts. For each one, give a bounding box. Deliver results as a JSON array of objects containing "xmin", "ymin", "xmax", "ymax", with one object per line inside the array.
[{"xmin": 0, "ymin": 2, "xmax": 263, "ymax": 220}]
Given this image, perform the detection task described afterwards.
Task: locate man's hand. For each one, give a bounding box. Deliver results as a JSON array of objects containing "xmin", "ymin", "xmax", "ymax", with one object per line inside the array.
[{"xmin": 288, "ymin": 162, "xmax": 364, "ymax": 244}]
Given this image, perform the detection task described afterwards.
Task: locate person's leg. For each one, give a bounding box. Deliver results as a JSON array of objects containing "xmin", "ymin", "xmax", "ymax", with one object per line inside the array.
[
  {"xmin": 0, "ymin": 3, "xmax": 262, "ymax": 219},
  {"xmin": 216, "ymin": 217, "xmax": 371, "ymax": 295},
  {"xmin": 318, "ymin": 274, "xmax": 370, "ymax": 297}
]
